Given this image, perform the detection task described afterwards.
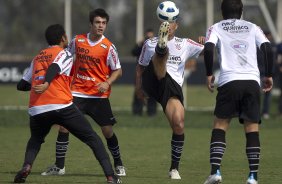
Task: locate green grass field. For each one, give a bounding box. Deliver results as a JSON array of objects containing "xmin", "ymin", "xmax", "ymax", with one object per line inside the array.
[{"xmin": 0, "ymin": 84, "xmax": 282, "ymax": 184}]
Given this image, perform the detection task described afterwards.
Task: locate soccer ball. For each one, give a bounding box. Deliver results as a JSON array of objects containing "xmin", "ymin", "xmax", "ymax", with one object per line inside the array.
[{"xmin": 156, "ymin": 1, "xmax": 179, "ymax": 22}]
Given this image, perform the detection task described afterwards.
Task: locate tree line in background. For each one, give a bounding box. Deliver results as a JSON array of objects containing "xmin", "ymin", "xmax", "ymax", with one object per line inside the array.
[{"xmin": 0, "ymin": 0, "xmax": 278, "ymax": 60}]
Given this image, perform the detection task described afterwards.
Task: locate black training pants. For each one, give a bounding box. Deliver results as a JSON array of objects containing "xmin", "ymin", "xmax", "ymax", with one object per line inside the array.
[{"xmin": 23, "ymin": 104, "xmax": 114, "ymax": 176}]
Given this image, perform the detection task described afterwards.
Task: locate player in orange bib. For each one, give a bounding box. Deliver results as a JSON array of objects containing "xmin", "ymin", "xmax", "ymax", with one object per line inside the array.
[
  {"xmin": 41, "ymin": 9, "xmax": 126, "ymax": 177},
  {"xmin": 14, "ymin": 24, "xmax": 121, "ymax": 184}
]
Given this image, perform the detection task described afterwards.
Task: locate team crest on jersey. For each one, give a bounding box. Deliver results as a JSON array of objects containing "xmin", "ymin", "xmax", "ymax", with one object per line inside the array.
[
  {"xmin": 34, "ymin": 76, "xmax": 45, "ymax": 81},
  {"xmin": 78, "ymin": 38, "xmax": 85, "ymax": 42},
  {"xmin": 175, "ymin": 44, "xmax": 182, "ymax": 50},
  {"xmin": 100, "ymin": 43, "xmax": 108, "ymax": 49}
]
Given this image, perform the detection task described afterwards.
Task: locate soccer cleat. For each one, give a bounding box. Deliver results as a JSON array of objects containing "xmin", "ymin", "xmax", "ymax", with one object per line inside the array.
[
  {"xmin": 115, "ymin": 166, "xmax": 126, "ymax": 176},
  {"xmin": 41, "ymin": 164, "xmax": 65, "ymax": 176},
  {"xmin": 14, "ymin": 164, "xmax": 32, "ymax": 183},
  {"xmin": 107, "ymin": 175, "xmax": 122, "ymax": 184},
  {"xmin": 204, "ymin": 170, "xmax": 222, "ymax": 184},
  {"xmin": 169, "ymin": 169, "xmax": 181, "ymax": 180},
  {"xmin": 157, "ymin": 21, "xmax": 169, "ymax": 49},
  {"xmin": 246, "ymin": 174, "xmax": 258, "ymax": 184}
]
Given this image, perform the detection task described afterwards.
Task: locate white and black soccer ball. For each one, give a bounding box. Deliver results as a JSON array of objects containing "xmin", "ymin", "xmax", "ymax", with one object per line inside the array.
[{"xmin": 156, "ymin": 1, "xmax": 179, "ymax": 22}]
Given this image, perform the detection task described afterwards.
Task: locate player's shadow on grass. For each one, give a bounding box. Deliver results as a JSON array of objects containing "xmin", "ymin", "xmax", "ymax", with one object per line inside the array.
[
  {"xmin": 4, "ymin": 171, "xmax": 104, "ymax": 177},
  {"xmin": 2, "ymin": 171, "xmax": 105, "ymax": 183}
]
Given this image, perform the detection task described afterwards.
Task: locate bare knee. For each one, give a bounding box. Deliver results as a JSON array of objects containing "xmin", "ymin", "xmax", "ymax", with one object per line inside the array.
[
  {"xmin": 166, "ymin": 98, "xmax": 185, "ymax": 134},
  {"xmin": 101, "ymin": 125, "xmax": 114, "ymax": 138},
  {"xmin": 59, "ymin": 126, "xmax": 69, "ymax": 133},
  {"xmin": 171, "ymin": 117, "xmax": 185, "ymax": 134}
]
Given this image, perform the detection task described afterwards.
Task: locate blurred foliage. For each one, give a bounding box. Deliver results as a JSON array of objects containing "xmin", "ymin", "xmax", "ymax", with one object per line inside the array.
[{"xmin": 0, "ymin": 0, "xmax": 278, "ymax": 59}]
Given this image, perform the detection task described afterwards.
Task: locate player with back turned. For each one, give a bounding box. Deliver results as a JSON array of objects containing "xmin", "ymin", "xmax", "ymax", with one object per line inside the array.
[{"xmin": 203, "ymin": 0, "xmax": 273, "ymax": 184}]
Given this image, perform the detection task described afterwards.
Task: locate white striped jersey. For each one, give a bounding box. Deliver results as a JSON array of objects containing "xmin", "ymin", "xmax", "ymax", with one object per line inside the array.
[{"xmin": 138, "ymin": 36, "xmax": 203, "ymax": 87}]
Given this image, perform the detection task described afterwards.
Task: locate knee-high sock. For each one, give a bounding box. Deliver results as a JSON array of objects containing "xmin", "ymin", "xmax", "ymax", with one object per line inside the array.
[
  {"xmin": 210, "ymin": 129, "xmax": 226, "ymax": 175},
  {"xmin": 55, "ymin": 132, "xmax": 69, "ymax": 169},
  {"xmin": 106, "ymin": 133, "xmax": 123, "ymax": 167},
  {"xmin": 170, "ymin": 133, "xmax": 184, "ymax": 170},
  {"xmin": 246, "ymin": 132, "xmax": 260, "ymax": 180}
]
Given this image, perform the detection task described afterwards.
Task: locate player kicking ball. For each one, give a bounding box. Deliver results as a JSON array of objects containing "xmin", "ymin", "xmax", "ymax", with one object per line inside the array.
[{"xmin": 135, "ymin": 1, "xmax": 204, "ymax": 180}]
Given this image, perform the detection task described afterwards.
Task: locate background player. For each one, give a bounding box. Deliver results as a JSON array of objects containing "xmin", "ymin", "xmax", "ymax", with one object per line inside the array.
[{"xmin": 131, "ymin": 28, "xmax": 157, "ymax": 116}]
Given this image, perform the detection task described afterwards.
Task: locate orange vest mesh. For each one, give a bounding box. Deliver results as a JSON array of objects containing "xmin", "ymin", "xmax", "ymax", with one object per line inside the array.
[
  {"xmin": 71, "ymin": 34, "xmax": 112, "ymax": 97},
  {"xmin": 29, "ymin": 46, "xmax": 73, "ymax": 107}
]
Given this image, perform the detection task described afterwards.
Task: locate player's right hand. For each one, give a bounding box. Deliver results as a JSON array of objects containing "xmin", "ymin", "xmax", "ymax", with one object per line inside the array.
[
  {"xmin": 262, "ymin": 77, "xmax": 273, "ymax": 92},
  {"xmin": 33, "ymin": 82, "xmax": 50, "ymax": 94},
  {"xmin": 206, "ymin": 75, "xmax": 215, "ymax": 93}
]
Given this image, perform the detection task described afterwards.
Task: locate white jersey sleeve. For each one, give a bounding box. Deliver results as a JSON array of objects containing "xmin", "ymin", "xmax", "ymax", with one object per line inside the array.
[
  {"xmin": 22, "ymin": 60, "xmax": 34, "ymax": 83},
  {"xmin": 205, "ymin": 26, "xmax": 219, "ymax": 45},
  {"xmin": 53, "ymin": 50, "xmax": 74, "ymax": 76},
  {"xmin": 186, "ymin": 39, "xmax": 204, "ymax": 58},
  {"xmin": 67, "ymin": 37, "xmax": 76, "ymax": 55},
  {"xmin": 255, "ymin": 26, "xmax": 269, "ymax": 47},
  {"xmin": 138, "ymin": 38, "xmax": 157, "ymax": 66},
  {"xmin": 107, "ymin": 44, "xmax": 121, "ymax": 70}
]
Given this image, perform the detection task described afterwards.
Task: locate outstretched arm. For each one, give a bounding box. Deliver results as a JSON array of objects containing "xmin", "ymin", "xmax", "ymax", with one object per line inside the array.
[
  {"xmin": 17, "ymin": 79, "xmax": 31, "ymax": 91},
  {"xmin": 135, "ymin": 64, "xmax": 147, "ymax": 104},
  {"xmin": 17, "ymin": 60, "xmax": 33, "ymax": 91}
]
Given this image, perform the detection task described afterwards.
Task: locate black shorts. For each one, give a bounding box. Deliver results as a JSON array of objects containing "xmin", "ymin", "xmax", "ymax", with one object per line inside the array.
[
  {"xmin": 142, "ymin": 61, "xmax": 183, "ymax": 111},
  {"xmin": 73, "ymin": 97, "xmax": 117, "ymax": 126},
  {"xmin": 214, "ymin": 80, "xmax": 261, "ymax": 124}
]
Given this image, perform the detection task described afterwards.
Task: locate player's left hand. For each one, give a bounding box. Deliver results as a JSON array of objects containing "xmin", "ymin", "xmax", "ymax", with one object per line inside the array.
[
  {"xmin": 262, "ymin": 77, "xmax": 273, "ymax": 92},
  {"xmin": 206, "ymin": 75, "xmax": 215, "ymax": 93}
]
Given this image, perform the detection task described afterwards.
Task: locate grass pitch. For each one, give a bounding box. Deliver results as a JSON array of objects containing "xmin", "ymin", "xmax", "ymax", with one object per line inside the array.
[{"xmin": 0, "ymin": 84, "xmax": 282, "ymax": 184}]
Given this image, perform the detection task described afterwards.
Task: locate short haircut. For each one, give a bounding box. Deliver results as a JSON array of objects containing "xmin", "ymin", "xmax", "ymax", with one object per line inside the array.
[
  {"xmin": 221, "ymin": 0, "xmax": 243, "ymax": 19},
  {"xmin": 145, "ymin": 28, "xmax": 154, "ymax": 33},
  {"xmin": 89, "ymin": 8, "xmax": 109, "ymax": 24},
  {"xmin": 45, "ymin": 24, "xmax": 65, "ymax": 45}
]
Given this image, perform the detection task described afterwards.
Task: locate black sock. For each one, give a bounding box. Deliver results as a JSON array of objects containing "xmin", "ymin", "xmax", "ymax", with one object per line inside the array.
[
  {"xmin": 170, "ymin": 133, "xmax": 184, "ymax": 171},
  {"xmin": 246, "ymin": 132, "xmax": 260, "ymax": 180},
  {"xmin": 106, "ymin": 133, "xmax": 122, "ymax": 167},
  {"xmin": 155, "ymin": 46, "xmax": 168, "ymax": 56},
  {"xmin": 55, "ymin": 132, "xmax": 69, "ymax": 169},
  {"xmin": 210, "ymin": 129, "xmax": 226, "ymax": 175}
]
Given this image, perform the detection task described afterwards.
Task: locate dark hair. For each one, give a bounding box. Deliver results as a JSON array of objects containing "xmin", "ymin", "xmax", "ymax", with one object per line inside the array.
[
  {"xmin": 145, "ymin": 28, "xmax": 154, "ymax": 33},
  {"xmin": 89, "ymin": 8, "xmax": 109, "ymax": 24},
  {"xmin": 221, "ymin": 0, "xmax": 243, "ymax": 19},
  {"xmin": 45, "ymin": 24, "xmax": 65, "ymax": 45}
]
